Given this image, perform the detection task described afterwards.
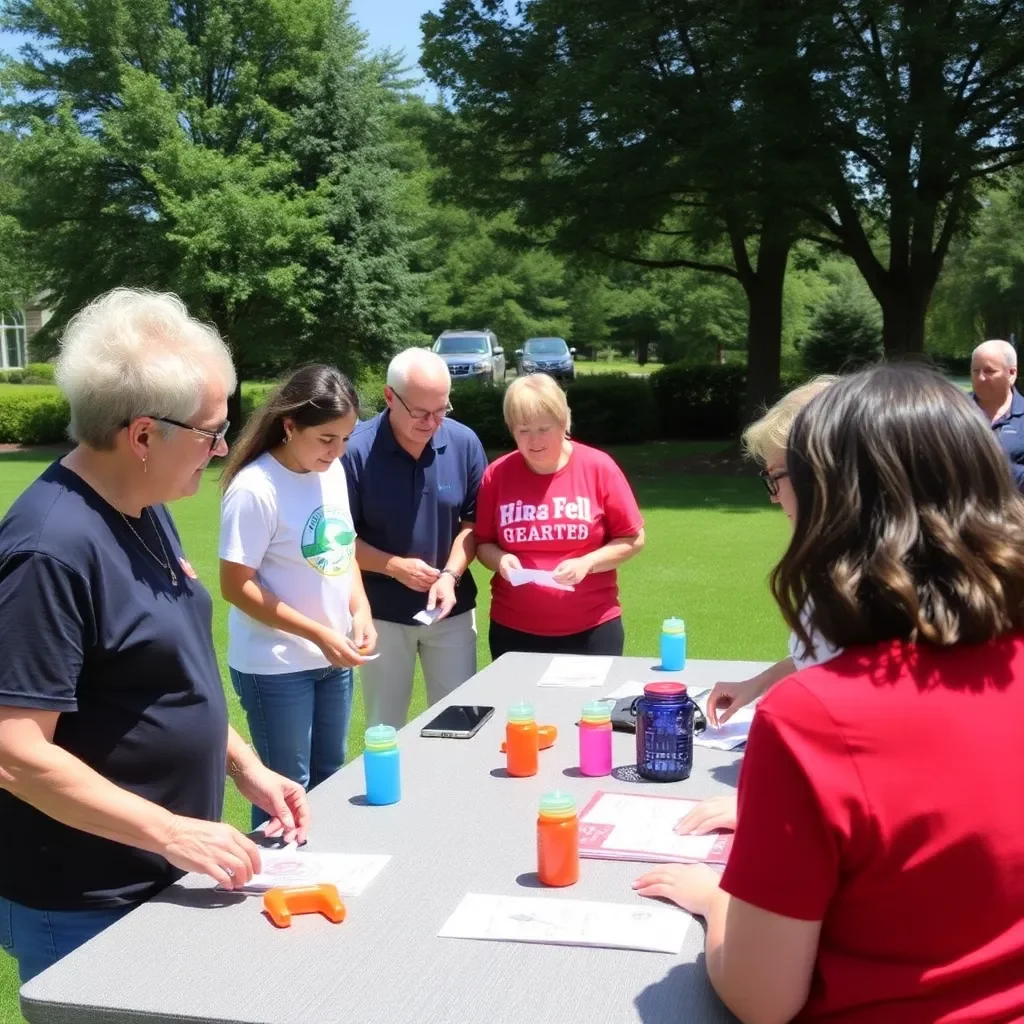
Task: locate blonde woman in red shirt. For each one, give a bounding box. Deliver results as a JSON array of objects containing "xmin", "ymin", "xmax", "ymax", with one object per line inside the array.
[
  {"xmin": 474, "ymin": 373, "xmax": 645, "ymax": 657},
  {"xmin": 635, "ymin": 363, "xmax": 1024, "ymax": 1023}
]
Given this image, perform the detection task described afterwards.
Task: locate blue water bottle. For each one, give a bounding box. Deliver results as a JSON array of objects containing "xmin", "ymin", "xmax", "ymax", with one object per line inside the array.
[
  {"xmin": 363, "ymin": 725, "xmax": 401, "ymax": 805},
  {"xmin": 660, "ymin": 617, "xmax": 686, "ymax": 671},
  {"xmin": 634, "ymin": 682, "xmax": 697, "ymax": 782}
]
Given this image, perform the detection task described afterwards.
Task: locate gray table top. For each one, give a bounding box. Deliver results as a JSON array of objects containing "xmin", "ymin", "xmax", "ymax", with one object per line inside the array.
[{"xmin": 23, "ymin": 654, "xmax": 768, "ymax": 1024}]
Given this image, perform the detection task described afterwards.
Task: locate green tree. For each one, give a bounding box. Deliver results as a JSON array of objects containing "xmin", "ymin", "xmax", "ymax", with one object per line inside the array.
[
  {"xmin": 798, "ymin": 266, "xmax": 884, "ymax": 374},
  {"xmin": 421, "ymin": 0, "xmax": 820, "ymax": 418},
  {"xmin": 1, "ymin": 0, "xmax": 413, "ymax": 406}
]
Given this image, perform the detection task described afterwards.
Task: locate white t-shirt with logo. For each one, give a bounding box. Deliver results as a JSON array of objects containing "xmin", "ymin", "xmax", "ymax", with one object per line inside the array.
[
  {"xmin": 219, "ymin": 453, "xmax": 356, "ymax": 675},
  {"xmin": 788, "ymin": 603, "xmax": 843, "ymax": 671}
]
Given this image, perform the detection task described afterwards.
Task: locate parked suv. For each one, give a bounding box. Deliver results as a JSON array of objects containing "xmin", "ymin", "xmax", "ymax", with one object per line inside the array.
[
  {"xmin": 432, "ymin": 330, "xmax": 506, "ymax": 384},
  {"xmin": 515, "ymin": 337, "xmax": 576, "ymax": 382}
]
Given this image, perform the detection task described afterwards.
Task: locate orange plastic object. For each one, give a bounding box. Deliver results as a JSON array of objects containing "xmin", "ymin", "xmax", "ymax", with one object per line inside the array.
[
  {"xmin": 537, "ymin": 801, "xmax": 579, "ymax": 887},
  {"xmin": 506, "ymin": 719, "xmax": 540, "ymax": 777},
  {"xmin": 262, "ymin": 884, "xmax": 346, "ymax": 929},
  {"xmin": 501, "ymin": 723, "xmax": 557, "ymax": 754}
]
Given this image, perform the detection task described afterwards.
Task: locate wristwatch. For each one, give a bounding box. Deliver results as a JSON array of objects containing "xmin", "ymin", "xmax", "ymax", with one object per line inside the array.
[{"xmin": 439, "ymin": 567, "xmax": 462, "ymax": 585}]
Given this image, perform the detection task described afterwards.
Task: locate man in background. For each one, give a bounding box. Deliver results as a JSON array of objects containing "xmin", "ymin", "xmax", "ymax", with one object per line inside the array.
[{"xmin": 970, "ymin": 338, "xmax": 1024, "ymax": 491}]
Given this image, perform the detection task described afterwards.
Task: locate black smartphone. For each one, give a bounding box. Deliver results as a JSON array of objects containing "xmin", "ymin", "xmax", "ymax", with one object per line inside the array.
[{"xmin": 419, "ymin": 704, "xmax": 495, "ymax": 739}]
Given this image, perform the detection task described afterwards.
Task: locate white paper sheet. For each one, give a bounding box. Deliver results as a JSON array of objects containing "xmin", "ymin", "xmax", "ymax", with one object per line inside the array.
[
  {"xmin": 438, "ymin": 893, "xmax": 692, "ymax": 953},
  {"xmin": 579, "ymin": 792, "xmax": 721, "ymax": 863},
  {"xmin": 693, "ymin": 694, "xmax": 754, "ymax": 750},
  {"xmin": 413, "ymin": 606, "xmax": 444, "ymax": 626},
  {"xmin": 220, "ymin": 847, "xmax": 391, "ymax": 896},
  {"xmin": 538, "ymin": 655, "xmax": 613, "ymax": 687},
  {"xmin": 506, "ymin": 567, "xmax": 575, "ymax": 592}
]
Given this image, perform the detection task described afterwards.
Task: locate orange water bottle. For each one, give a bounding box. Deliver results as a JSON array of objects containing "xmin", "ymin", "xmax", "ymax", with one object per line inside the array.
[
  {"xmin": 537, "ymin": 791, "xmax": 579, "ymax": 887},
  {"xmin": 506, "ymin": 702, "xmax": 539, "ymax": 777}
]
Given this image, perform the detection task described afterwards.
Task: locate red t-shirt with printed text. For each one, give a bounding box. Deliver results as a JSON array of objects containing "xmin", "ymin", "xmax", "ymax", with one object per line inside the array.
[
  {"xmin": 474, "ymin": 443, "xmax": 644, "ymax": 636},
  {"xmin": 720, "ymin": 637, "xmax": 1024, "ymax": 1022}
]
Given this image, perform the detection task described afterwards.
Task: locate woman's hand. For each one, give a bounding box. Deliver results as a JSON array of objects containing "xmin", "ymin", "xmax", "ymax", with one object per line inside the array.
[
  {"xmin": 632, "ymin": 863, "xmax": 723, "ymax": 918},
  {"xmin": 232, "ymin": 764, "xmax": 310, "ymax": 845},
  {"xmin": 162, "ymin": 816, "xmax": 263, "ymax": 890},
  {"xmin": 498, "ymin": 553, "xmax": 523, "ymax": 582},
  {"xmin": 313, "ymin": 626, "xmax": 367, "ymax": 668},
  {"xmin": 706, "ymin": 677, "xmax": 760, "ymax": 727},
  {"xmin": 552, "ymin": 554, "xmax": 592, "ymax": 586},
  {"xmin": 352, "ymin": 610, "xmax": 377, "ymax": 656},
  {"xmin": 674, "ymin": 795, "xmax": 737, "ymax": 835}
]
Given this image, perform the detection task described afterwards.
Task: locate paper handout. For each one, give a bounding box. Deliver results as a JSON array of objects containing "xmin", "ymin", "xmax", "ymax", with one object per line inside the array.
[
  {"xmin": 538, "ymin": 655, "xmax": 613, "ymax": 688},
  {"xmin": 413, "ymin": 606, "xmax": 444, "ymax": 626},
  {"xmin": 506, "ymin": 567, "xmax": 575, "ymax": 592},
  {"xmin": 219, "ymin": 846, "xmax": 391, "ymax": 896},
  {"xmin": 578, "ymin": 791, "xmax": 732, "ymax": 865},
  {"xmin": 438, "ymin": 893, "xmax": 692, "ymax": 954}
]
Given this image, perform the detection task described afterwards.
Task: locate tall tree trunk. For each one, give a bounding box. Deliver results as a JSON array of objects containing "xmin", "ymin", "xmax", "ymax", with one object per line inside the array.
[
  {"xmin": 879, "ymin": 281, "xmax": 930, "ymax": 357},
  {"xmin": 740, "ymin": 232, "xmax": 790, "ymax": 425}
]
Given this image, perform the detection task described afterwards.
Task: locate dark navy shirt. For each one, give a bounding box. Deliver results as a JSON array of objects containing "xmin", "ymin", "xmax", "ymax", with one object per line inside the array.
[
  {"xmin": 0, "ymin": 463, "xmax": 228, "ymax": 910},
  {"xmin": 975, "ymin": 389, "xmax": 1024, "ymax": 492},
  {"xmin": 343, "ymin": 411, "xmax": 488, "ymax": 625}
]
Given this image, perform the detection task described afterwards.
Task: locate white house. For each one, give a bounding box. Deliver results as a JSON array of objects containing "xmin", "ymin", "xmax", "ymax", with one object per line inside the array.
[{"xmin": 1, "ymin": 303, "xmax": 51, "ymax": 369}]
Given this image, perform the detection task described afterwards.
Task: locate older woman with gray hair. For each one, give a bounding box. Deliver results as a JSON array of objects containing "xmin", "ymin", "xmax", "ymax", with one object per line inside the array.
[{"xmin": 0, "ymin": 288, "xmax": 309, "ymax": 983}]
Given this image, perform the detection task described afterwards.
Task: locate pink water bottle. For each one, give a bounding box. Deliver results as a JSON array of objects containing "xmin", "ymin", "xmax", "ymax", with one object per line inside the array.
[{"xmin": 579, "ymin": 700, "xmax": 614, "ymax": 776}]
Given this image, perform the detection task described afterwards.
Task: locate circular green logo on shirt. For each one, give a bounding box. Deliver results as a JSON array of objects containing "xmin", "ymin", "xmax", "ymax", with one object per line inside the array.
[{"xmin": 300, "ymin": 505, "xmax": 355, "ymax": 576}]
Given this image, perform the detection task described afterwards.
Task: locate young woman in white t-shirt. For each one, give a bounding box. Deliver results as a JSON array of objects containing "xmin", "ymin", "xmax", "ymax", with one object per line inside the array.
[
  {"xmin": 218, "ymin": 365, "xmax": 374, "ymax": 828},
  {"xmin": 677, "ymin": 376, "xmax": 840, "ymax": 836}
]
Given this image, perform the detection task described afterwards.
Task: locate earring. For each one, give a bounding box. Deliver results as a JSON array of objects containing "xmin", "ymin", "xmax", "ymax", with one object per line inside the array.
[
  {"xmin": 284, "ymin": 434, "xmax": 290, "ymax": 444},
  {"xmin": 143, "ymin": 458, "xmax": 148, "ymax": 475}
]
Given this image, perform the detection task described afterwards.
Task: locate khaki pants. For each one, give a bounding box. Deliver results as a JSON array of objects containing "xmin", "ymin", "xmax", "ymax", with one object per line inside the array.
[{"xmin": 359, "ymin": 610, "xmax": 477, "ymax": 729}]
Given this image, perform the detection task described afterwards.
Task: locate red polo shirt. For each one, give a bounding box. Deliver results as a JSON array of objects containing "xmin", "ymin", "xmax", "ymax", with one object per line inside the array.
[{"xmin": 721, "ymin": 637, "xmax": 1024, "ymax": 1022}]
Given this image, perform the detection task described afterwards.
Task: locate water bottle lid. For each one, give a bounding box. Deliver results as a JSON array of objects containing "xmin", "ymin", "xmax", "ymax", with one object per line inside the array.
[
  {"xmin": 538, "ymin": 791, "xmax": 577, "ymax": 818},
  {"xmin": 662, "ymin": 617, "xmax": 686, "ymax": 634},
  {"xmin": 364, "ymin": 724, "xmax": 398, "ymax": 750},
  {"xmin": 643, "ymin": 681, "xmax": 687, "ymax": 699},
  {"xmin": 581, "ymin": 699, "xmax": 614, "ymax": 723},
  {"xmin": 507, "ymin": 701, "xmax": 536, "ymax": 723}
]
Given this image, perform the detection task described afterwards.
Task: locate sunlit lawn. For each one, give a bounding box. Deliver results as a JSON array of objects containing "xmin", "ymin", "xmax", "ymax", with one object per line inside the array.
[{"xmin": 0, "ymin": 440, "xmax": 791, "ymax": 1020}]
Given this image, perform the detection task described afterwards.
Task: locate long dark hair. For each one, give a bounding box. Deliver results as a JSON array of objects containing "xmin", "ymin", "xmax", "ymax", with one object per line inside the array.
[
  {"xmin": 771, "ymin": 363, "xmax": 1024, "ymax": 652},
  {"xmin": 220, "ymin": 364, "xmax": 359, "ymax": 490}
]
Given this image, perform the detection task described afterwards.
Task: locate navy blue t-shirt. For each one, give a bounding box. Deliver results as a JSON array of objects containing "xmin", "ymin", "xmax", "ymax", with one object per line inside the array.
[
  {"xmin": 0, "ymin": 462, "xmax": 228, "ymax": 910},
  {"xmin": 984, "ymin": 388, "xmax": 1024, "ymax": 492},
  {"xmin": 343, "ymin": 412, "xmax": 488, "ymax": 625}
]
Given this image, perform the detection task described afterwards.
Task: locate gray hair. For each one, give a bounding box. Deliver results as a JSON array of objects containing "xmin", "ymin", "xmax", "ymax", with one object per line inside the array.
[
  {"xmin": 972, "ymin": 338, "xmax": 1018, "ymax": 370},
  {"xmin": 387, "ymin": 347, "xmax": 450, "ymax": 391},
  {"xmin": 55, "ymin": 288, "xmax": 236, "ymax": 450}
]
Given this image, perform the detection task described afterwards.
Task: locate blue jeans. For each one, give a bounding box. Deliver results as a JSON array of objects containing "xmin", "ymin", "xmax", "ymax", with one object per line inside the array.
[
  {"xmin": 0, "ymin": 897, "xmax": 134, "ymax": 983},
  {"xmin": 230, "ymin": 666, "xmax": 354, "ymax": 830}
]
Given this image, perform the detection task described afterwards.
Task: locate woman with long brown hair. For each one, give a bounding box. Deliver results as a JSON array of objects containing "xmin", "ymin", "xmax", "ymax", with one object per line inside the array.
[
  {"xmin": 634, "ymin": 363, "xmax": 1024, "ymax": 1022},
  {"xmin": 219, "ymin": 364, "xmax": 374, "ymax": 829}
]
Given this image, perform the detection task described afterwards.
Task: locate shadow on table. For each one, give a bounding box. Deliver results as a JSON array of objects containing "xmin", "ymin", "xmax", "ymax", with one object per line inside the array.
[
  {"xmin": 514, "ymin": 872, "xmax": 548, "ymax": 889},
  {"xmin": 635, "ymin": 957, "xmax": 740, "ymax": 1023},
  {"xmin": 709, "ymin": 759, "xmax": 742, "ymax": 788},
  {"xmin": 151, "ymin": 886, "xmax": 248, "ymax": 910}
]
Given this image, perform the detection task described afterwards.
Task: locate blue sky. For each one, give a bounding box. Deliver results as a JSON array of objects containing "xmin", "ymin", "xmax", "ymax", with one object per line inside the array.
[{"xmin": 1, "ymin": 0, "xmax": 439, "ymax": 82}]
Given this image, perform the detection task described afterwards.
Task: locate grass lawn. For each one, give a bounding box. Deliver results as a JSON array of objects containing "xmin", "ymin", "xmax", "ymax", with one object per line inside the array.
[
  {"xmin": 573, "ymin": 359, "xmax": 661, "ymax": 376},
  {"xmin": 0, "ymin": 440, "xmax": 790, "ymax": 1021}
]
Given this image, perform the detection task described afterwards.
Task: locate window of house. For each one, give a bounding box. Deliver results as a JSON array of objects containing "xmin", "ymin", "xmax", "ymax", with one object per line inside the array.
[{"xmin": 1, "ymin": 310, "xmax": 26, "ymax": 369}]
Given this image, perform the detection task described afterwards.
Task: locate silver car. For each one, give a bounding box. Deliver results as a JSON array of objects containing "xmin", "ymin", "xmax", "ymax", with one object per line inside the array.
[{"xmin": 433, "ymin": 330, "xmax": 506, "ymax": 384}]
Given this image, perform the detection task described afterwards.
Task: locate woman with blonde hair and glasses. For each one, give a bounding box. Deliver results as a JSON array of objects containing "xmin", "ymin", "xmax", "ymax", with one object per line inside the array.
[
  {"xmin": 474, "ymin": 373, "xmax": 645, "ymax": 658},
  {"xmin": 636, "ymin": 363, "xmax": 1024, "ymax": 1022}
]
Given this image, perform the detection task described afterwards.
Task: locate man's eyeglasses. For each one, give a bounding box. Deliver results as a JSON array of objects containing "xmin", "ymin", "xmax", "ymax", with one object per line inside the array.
[
  {"xmin": 391, "ymin": 390, "xmax": 453, "ymax": 423},
  {"xmin": 127, "ymin": 416, "xmax": 230, "ymax": 452},
  {"xmin": 759, "ymin": 468, "xmax": 789, "ymax": 497}
]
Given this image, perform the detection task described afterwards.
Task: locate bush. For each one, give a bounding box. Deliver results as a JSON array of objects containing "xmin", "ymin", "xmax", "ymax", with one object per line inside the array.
[
  {"xmin": 564, "ymin": 374, "xmax": 656, "ymax": 445},
  {"xmin": 0, "ymin": 369, "xmax": 25, "ymax": 384},
  {"xmin": 799, "ymin": 287, "xmax": 883, "ymax": 375},
  {"xmin": 930, "ymin": 354, "xmax": 972, "ymax": 377},
  {"xmin": 649, "ymin": 363, "xmax": 747, "ymax": 438},
  {"xmin": 450, "ymin": 381, "xmax": 508, "ymax": 448},
  {"xmin": 0, "ymin": 391, "xmax": 70, "ymax": 444},
  {"xmin": 23, "ymin": 362, "xmax": 55, "ymax": 384}
]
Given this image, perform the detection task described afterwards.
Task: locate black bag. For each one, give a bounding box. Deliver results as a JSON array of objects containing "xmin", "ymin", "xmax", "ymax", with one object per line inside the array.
[{"xmin": 609, "ymin": 696, "xmax": 706, "ymax": 734}]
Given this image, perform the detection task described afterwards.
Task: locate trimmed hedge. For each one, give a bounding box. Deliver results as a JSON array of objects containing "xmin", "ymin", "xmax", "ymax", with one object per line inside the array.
[{"xmin": 0, "ymin": 364, "xmax": 813, "ymax": 447}]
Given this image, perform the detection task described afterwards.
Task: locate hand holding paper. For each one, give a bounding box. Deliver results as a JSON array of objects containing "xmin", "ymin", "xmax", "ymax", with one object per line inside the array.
[{"xmin": 506, "ymin": 567, "xmax": 575, "ymax": 592}]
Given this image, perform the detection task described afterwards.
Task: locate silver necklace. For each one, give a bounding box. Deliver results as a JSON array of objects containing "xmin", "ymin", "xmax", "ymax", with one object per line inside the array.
[{"xmin": 120, "ymin": 508, "xmax": 178, "ymax": 586}]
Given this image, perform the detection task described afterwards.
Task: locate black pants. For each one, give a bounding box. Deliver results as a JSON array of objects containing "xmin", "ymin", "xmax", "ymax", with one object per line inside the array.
[{"xmin": 488, "ymin": 616, "xmax": 625, "ymax": 660}]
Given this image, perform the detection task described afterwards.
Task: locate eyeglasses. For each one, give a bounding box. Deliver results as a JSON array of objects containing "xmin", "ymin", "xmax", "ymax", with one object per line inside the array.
[
  {"xmin": 759, "ymin": 468, "xmax": 789, "ymax": 497},
  {"xmin": 391, "ymin": 389, "xmax": 453, "ymax": 423},
  {"xmin": 126, "ymin": 416, "xmax": 230, "ymax": 452}
]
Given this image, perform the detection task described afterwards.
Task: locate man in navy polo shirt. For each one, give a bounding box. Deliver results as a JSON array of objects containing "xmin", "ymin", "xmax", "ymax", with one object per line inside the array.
[
  {"xmin": 343, "ymin": 348, "xmax": 488, "ymax": 727},
  {"xmin": 971, "ymin": 338, "xmax": 1024, "ymax": 492}
]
